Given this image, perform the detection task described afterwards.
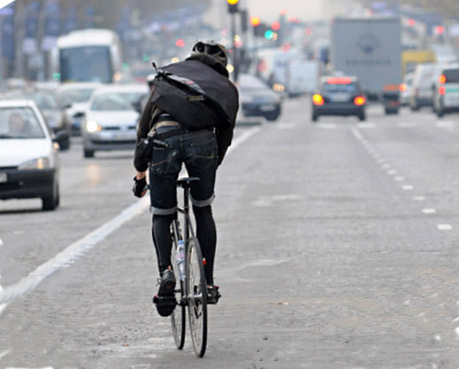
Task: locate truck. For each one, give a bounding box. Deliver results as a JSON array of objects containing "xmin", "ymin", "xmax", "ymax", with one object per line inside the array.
[{"xmin": 331, "ymin": 17, "xmax": 402, "ymax": 114}]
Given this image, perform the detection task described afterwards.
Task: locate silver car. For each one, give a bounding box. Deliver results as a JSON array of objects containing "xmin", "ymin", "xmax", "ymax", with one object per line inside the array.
[{"xmin": 81, "ymin": 84, "xmax": 148, "ymax": 158}]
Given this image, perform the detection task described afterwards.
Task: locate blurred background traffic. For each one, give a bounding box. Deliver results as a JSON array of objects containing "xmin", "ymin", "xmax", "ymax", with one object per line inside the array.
[{"xmin": 1, "ymin": 0, "xmax": 459, "ymax": 210}]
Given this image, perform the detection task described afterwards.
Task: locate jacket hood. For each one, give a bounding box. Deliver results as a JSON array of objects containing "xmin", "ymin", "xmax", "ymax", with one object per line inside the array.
[{"xmin": 185, "ymin": 54, "xmax": 229, "ymax": 78}]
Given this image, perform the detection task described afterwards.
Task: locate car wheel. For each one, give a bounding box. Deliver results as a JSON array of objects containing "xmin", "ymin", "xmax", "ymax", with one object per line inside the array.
[
  {"xmin": 311, "ymin": 113, "xmax": 319, "ymax": 122},
  {"xmin": 59, "ymin": 136, "xmax": 71, "ymax": 151},
  {"xmin": 437, "ymin": 109, "xmax": 444, "ymax": 118},
  {"xmin": 42, "ymin": 180, "xmax": 59, "ymax": 211},
  {"xmin": 84, "ymin": 148, "xmax": 95, "ymax": 158},
  {"xmin": 358, "ymin": 113, "xmax": 366, "ymax": 121},
  {"xmin": 265, "ymin": 113, "xmax": 280, "ymax": 121},
  {"xmin": 410, "ymin": 101, "xmax": 419, "ymax": 111}
]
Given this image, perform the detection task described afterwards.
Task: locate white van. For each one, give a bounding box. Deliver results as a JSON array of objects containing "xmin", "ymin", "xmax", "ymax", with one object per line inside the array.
[
  {"xmin": 0, "ymin": 100, "xmax": 64, "ymax": 210},
  {"xmin": 433, "ymin": 64, "xmax": 459, "ymax": 118}
]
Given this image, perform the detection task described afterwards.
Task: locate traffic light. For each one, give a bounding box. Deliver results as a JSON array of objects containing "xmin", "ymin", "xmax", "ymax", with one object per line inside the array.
[{"xmin": 227, "ymin": 0, "xmax": 239, "ymax": 14}]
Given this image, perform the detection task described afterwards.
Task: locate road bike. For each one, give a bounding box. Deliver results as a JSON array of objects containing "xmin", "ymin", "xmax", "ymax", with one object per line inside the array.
[{"xmin": 169, "ymin": 177, "xmax": 208, "ymax": 357}]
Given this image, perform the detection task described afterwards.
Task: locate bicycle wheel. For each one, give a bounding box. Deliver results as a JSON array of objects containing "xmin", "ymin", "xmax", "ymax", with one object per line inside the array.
[
  {"xmin": 186, "ymin": 236, "xmax": 208, "ymax": 358},
  {"xmin": 170, "ymin": 233, "xmax": 186, "ymax": 350}
]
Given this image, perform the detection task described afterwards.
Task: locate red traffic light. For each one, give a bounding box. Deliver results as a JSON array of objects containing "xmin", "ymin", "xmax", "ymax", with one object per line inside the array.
[{"xmin": 271, "ymin": 21, "xmax": 281, "ymax": 31}]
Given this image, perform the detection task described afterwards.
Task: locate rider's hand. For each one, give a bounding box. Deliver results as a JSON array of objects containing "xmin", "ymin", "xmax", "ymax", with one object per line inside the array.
[{"xmin": 132, "ymin": 176, "xmax": 148, "ymax": 198}]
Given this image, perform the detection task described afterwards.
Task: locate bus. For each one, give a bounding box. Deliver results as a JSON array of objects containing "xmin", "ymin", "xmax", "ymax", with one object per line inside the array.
[{"xmin": 50, "ymin": 29, "xmax": 122, "ymax": 84}]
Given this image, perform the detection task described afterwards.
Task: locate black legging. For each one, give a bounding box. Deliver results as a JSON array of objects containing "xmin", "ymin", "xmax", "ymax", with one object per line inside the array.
[{"xmin": 152, "ymin": 205, "xmax": 217, "ymax": 285}]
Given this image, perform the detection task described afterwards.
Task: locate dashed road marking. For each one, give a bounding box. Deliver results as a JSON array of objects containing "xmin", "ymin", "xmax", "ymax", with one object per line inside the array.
[
  {"xmin": 394, "ymin": 176, "xmax": 404, "ymax": 181},
  {"xmin": 422, "ymin": 209, "xmax": 437, "ymax": 214},
  {"xmin": 0, "ymin": 349, "xmax": 11, "ymax": 360},
  {"xmin": 317, "ymin": 123, "xmax": 336, "ymax": 129},
  {"xmin": 402, "ymin": 185, "xmax": 414, "ymax": 191},
  {"xmin": 437, "ymin": 224, "xmax": 453, "ymax": 231},
  {"xmin": 387, "ymin": 170, "xmax": 397, "ymax": 175},
  {"xmin": 413, "ymin": 196, "xmax": 426, "ymax": 201},
  {"xmin": 0, "ymin": 238, "xmax": 3, "ymax": 246}
]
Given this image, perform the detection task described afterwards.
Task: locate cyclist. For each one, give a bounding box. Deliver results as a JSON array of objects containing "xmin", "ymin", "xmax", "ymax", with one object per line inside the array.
[{"xmin": 132, "ymin": 41, "xmax": 239, "ymax": 317}]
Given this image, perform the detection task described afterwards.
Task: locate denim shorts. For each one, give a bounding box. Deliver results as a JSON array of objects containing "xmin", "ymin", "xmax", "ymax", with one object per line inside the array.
[{"xmin": 149, "ymin": 126, "xmax": 218, "ymax": 215}]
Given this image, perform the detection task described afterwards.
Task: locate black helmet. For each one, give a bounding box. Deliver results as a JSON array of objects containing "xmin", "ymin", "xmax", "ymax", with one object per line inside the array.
[{"xmin": 191, "ymin": 40, "xmax": 228, "ymax": 67}]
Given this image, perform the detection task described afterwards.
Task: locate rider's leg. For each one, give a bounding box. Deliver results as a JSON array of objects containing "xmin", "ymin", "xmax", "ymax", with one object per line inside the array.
[
  {"xmin": 152, "ymin": 213, "xmax": 176, "ymax": 273},
  {"xmin": 192, "ymin": 204, "xmax": 217, "ymax": 285}
]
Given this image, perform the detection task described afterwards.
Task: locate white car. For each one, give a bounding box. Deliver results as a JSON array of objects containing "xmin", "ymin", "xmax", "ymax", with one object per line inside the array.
[
  {"xmin": 57, "ymin": 82, "xmax": 102, "ymax": 134},
  {"xmin": 81, "ymin": 84, "xmax": 148, "ymax": 158},
  {"xmin": 0, "ymin": 100, "xmax": 64, "ymax": 211}
]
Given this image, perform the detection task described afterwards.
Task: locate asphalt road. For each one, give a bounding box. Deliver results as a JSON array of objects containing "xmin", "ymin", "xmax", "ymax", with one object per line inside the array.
[{"xmin": 1, "ymin": 99, "xmax": 459, "ymax": 368}]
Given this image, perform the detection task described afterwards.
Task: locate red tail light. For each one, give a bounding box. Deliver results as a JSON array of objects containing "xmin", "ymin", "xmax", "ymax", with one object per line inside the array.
[
  {"xmin": 439, "ymin": 86, "xmax": 446, "ymax": 96},
  {"xmin": 400, "ymin": 84, "xmax": 407, "ymax": 92},
  {"xmin": 439, "ymin": 74, "xmax": 447, "ymax": 84},
  {"xmin": 327, "ymin": 77, "xmax": 352, "ymax": 85},
  {"xmin": 354, "ymin": 96, "xmax": 366, "ymax": 106},
  {"xmin": 312, "ymin": 94, "xmax": 324, "ymax": 106}
]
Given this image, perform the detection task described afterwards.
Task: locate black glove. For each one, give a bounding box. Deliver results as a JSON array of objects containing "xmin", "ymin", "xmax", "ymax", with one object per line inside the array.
[{"xmin": 132, "ymin": 176, "xmax": 148, "ymax": 198}]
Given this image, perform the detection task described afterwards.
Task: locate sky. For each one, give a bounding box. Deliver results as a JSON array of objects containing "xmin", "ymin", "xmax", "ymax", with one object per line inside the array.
[{"xmin": 246, "ymin": 0, "xmax": 324, "ymax": 22}]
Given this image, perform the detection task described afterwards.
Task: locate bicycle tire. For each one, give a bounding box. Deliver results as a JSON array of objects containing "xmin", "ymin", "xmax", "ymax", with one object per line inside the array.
[
  {"xmin": 170, "ymin": 231, "xmax": 186, "ymax": 350},
  {"xmin": 186, "ymin": 236, "xmax": 208, "ymax": 358}
]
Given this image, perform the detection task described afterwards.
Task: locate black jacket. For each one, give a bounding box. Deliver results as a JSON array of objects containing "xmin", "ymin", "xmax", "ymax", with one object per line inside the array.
[{"xmin": 134, "ymin": 55, "xmax": 239, "ymax": 172}]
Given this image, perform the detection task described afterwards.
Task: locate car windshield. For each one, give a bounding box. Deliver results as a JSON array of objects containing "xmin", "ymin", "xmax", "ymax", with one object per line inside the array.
[
  {"xmin": 322, "ymin": 82, "xmax": 358, "ymax": 94},
  {"xmin": 27, "ymin": 92, "xmax": 60, "ymax": 110},
  {"xmin": 443, "ymin": 69, "xmax": 459, "ymax": 83},
  {"xmin": 91, "ymin": 93, "xmax": 140, "ymax": 111},
  {"xmin": 238, "ymin": 76, "xmax": 269, "ymax": 92},
  {"xmin": 0, "ymin": 107, "xmax": 46, "ymax": 139},
  {"xmin": 60, "ymin": 88, "xmax": 95, "ymax": 106}
]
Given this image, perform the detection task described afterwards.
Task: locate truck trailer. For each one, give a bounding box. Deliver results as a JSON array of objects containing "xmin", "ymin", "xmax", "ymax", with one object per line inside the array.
[{"xmin": 331, "ymin": 17, "xmax": 402, "ymax": 114}]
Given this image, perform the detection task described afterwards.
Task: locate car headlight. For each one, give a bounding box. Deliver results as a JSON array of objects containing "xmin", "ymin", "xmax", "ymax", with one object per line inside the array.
[
  {"xmin": 85, "ymin": 120, "xmax": 102, "ymax": 133},
  {"xmin": 18, "ymin": 157, "xmax": 50, "ymax": 170}
]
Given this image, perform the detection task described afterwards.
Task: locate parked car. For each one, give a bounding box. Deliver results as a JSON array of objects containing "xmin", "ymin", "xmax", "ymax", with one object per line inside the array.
[
  {"xmin": 238, "ymin": 74, "xmax": 282, "ymax": 121},
  {"xmin": 433, "ymin": 64, "xmax": 459, "ymax": 118},
  {"xmin": 0, "ymin": 100, "xmax": 65, "ymax": 211},
  {"xmin": 400, "ymin": 73, "xmax": 414, "ymax": 107},
  {"xmin": 8, "ymin": 89, "xmax": 71, "ymax": 150},
  {"xmin": 81, "ymin": 84, "xmax": 148, "ymax": 158},
  {"xmin": 311, "ymin": 76, "xmax": 366, "ymax": 122},
  {"xmin": 57, "ymin": 82, "xmax": 102, "ymax": 134},
  {"xmin": 409, "ymin": 63, "xmax": 437, "ymax": 111}
]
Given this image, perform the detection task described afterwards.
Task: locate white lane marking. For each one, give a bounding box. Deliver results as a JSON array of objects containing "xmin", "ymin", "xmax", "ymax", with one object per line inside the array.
[
  {"xmin": 0, "ymin": 349, "xmax": 12, "ymax": 360},
  {"xmin": 0, "ymin": 238, "xmax": 3, "ymax": 246},
  {"xmin": 413, "ymin": 196, "xmax": 426, "ymax": 201},
  {"xmin": 381, "ymin": 164, "xmax": 391, "ymax": 169},
  {"xmin": 437, "ymin": 224, "xmax": 453, "ymax": 231},
  {"xmin": 398, "ymin": 122, "xmax": 416, "ymax": 128},
  {"xmin": 422, "ymin": 209, "xmax": 437, "ymax": 214},
  {"xmin": 357, "ymin": 122, "xmax": 376, "ymax": 128},
  {"xmin": 0, "ymin": 126, "xmax": 260, "ymax": 306},
  {"xmin": 436, "ymin": 121, "xmax": 455, "ymax": 128},
  {"xmin": 0, "ymin": 198, "xmax": 150, "ymax": 305},
  {"xmin": 394, "ymin": 176, "xmax": 404, "ymax": 181},
  {"xmin": 276, "ymin": 123, "xmax": 296, "ymax": 130},
  {"xmin": 402, "ymin": 185, "xmax": 414, "ymax": 191},
  {"xmin": 5, "ymin": 367, "xmax": 53, "ymax": 369},
  {"xmin": 0, "ymin": 303, "xmax": 6, "ymax": 315},
  {"xmin": 228, "ymin": 127, "xmax": 260, "ymax": 153},
  {"xmin": 455, "ymin": 327, "xmax": 459, "ymax": 337},
  {"xmin": 317, "ymin": 123, "xmax": 336, "ymax": 129},
  {"xmin": 351, "ymin": 128, "xmax": 364, "ymax": 141},
  {"xmin": 387, "ymin": 170, "xmax": 397, "ymax": 175}
]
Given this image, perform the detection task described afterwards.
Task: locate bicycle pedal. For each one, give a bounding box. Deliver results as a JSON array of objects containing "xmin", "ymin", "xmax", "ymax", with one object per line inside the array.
[{"xmin": 153, "ymin": 295, "xmax": 177, "ymax": 307}]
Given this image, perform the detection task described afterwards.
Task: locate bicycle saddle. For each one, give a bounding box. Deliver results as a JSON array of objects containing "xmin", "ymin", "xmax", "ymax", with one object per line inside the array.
[{"xmin": 177, "ymin": 177, "xmax": 200, "ymax": 188}]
